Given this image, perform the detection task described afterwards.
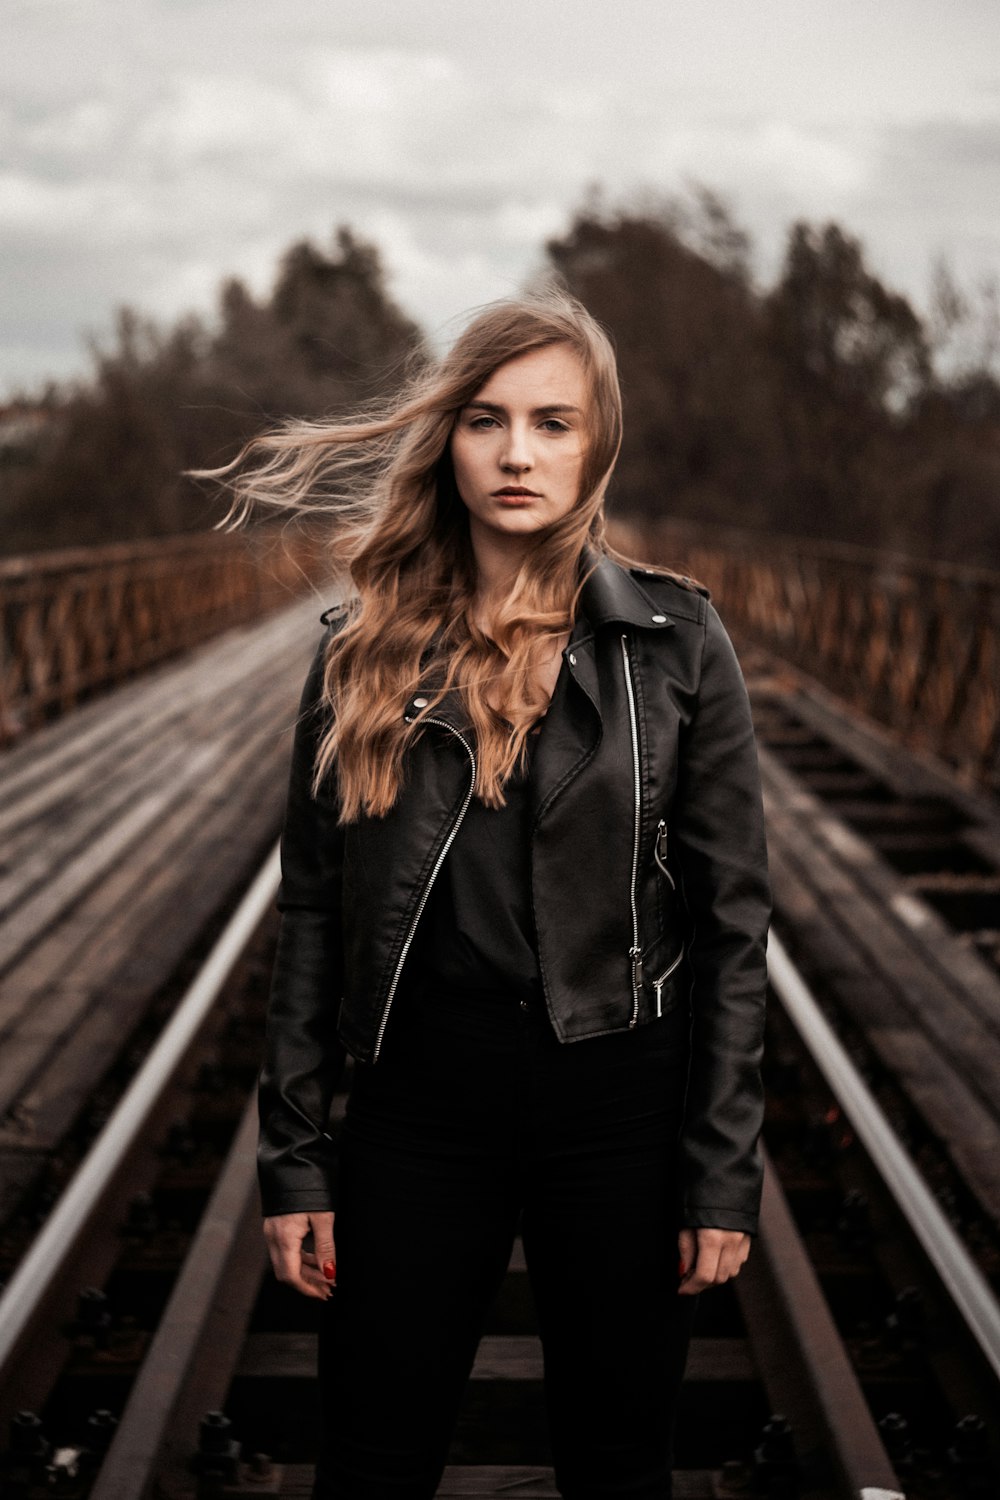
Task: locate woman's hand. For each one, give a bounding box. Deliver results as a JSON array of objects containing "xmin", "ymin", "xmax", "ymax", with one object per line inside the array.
[
  {"xmin": 676, "ymin": 1226, "xmax": 750, "ymax": 1295},
  {"xmin": 263, "ymin": 1211, "xmax": 337, "ymax": 1300}
]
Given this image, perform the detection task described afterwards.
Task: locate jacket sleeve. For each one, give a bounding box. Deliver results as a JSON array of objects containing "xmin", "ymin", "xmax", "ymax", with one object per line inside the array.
[
  {"xmin": 671, "ymin": 599, "xmax": 772, "ymax": 1236},
  {"xmin": 257, "ymin": 622, "xmax": 349, "ymax": 1218}
]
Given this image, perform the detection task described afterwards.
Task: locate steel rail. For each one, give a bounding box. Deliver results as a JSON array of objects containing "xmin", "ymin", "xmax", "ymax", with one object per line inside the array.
[
  {"xmin": 767, "ymin": 925, "xmax": 1000, "ymax": 1385},
  {"xmin": 4, "ymin": 843, "xmax": 997, "ymax": 1496},
  {"xmin": 0, "ymin": 839, "xmax": 282, "ymax": 1377},
  {"xmin": 87, "ymin": 1094, "xmax": 267, "ymax": 1500}
]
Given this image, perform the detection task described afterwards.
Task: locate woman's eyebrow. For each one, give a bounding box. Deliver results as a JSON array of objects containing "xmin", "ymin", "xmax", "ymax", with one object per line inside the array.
[{"xmin": 461, "ymin": 400, "xmax": 583, "ymax": 416}]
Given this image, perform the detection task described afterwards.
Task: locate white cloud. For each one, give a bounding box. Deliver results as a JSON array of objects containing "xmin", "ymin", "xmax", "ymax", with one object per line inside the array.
[
  {"xmin": 20, "ymin": 97, "xmax": 118, "ymax": 157},
  {"xmin": 2, "ymin": 0, "xmax": 999, "ymax": 396},
  {"xmin": 135, "ymin": 75, "xmax": 312, "ymax": 163}
]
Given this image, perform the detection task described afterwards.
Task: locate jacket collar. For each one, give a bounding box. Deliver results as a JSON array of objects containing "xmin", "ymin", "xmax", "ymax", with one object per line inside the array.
[
  {"xmin": 403, "ymin": 545, "xmax": 673, "ymax": 731},
  {"xmin": 575, "ymin": 545, "xmax": 676, "ymax": 636}
]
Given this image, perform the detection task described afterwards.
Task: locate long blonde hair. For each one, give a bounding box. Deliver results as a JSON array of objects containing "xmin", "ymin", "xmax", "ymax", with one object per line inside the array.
[{"xmin": 189, "ymin": 289, "xmax": 652, "ymax": 820}]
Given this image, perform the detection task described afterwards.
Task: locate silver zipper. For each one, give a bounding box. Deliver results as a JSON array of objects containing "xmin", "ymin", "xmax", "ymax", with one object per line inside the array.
[
  {"xmin": 653, "ymin": 818, "xmax": 683, "ymax": 1014},
  {"xmin": 655, "ymin": 818, "xmax": 676, "ymax": 889},
  {"xmin": 652, "ymin": 944, "xmax": 685, "ymax": 1016},
  {"xmin": 371, "ymin": 718, "xmax": 477, "ymax": 1062},
  {"xmin": 620, "ymin": 634, "xmax": 642, "ymax": 1028}
]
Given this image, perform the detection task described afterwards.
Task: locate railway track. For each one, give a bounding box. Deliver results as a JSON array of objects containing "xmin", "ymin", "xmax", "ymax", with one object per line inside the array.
[
  {"xmin": 2, "ymin": 847, "xmax": 999, "ymax": 1497},
  {"xmin": 3, "ymin": 641, "xmax": 1000, "ymax": 1496},
  {"xmin": 744, "ymin": 647, "xmax": 1000, "ymax": 1267}
]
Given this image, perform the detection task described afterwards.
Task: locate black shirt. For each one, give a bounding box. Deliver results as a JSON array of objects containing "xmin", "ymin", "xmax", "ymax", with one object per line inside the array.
[{"xmin": 406, "ymin": 656, "xmax": 569, "ymax": 1003}]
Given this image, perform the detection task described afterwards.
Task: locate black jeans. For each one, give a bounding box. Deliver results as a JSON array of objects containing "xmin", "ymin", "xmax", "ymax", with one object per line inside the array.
[{"xmin": 312, "ymin": 981, "xmax": 699, "ymax": 1499}]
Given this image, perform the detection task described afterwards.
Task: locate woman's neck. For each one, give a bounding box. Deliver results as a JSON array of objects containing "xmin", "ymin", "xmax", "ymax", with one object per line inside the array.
[{"xmin": 468, "ymin": 512, "xmax": 545, "ymax": 614}]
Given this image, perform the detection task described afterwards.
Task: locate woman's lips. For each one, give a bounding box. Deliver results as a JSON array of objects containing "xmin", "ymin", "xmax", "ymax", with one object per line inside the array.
[{"xmin": 493, "ymin": 489, "xmax": 539, "ymax": 506}]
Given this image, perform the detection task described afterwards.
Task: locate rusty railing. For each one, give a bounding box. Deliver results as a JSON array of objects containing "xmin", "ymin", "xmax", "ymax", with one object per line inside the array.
[
  {"xmin": 614, "ymin": 516, "xmax": 1000, "ymax": 796},
  {"xmin": 6, "ymin": 518, "xmax": 999, "ymax": 794},
  {"xmin": 0, "ymin": 528, "xmax": 335, "ymax": 746}
]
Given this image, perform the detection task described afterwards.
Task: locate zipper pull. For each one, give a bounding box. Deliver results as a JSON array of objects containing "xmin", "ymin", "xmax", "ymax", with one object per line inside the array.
[
  {"xmin": 655, "ymin": 819, "xmax": 676, "ymax": 890},
  {"xmin": 630, "ymin": 945, "xmax": 644, "ymax": 989}
]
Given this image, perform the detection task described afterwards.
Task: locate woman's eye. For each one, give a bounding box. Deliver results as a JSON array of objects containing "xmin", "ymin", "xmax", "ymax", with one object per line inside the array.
[
  {"xmin": 542, "ymin": 419, "xmax": 569, "ymax": 433},
  {"xmin": 469, "ymin": 415, "xmax": 498, "ymax": 430}
]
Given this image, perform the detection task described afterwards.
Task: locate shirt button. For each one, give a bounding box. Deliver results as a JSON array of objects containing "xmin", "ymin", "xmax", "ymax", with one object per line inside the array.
[
  {"xmin": 651, "ymin": 614, "xmax": 667, "ymax": 624},
  {"xmin": 568, "ymin": 652, "xmax": 577, "ymax": 666}
]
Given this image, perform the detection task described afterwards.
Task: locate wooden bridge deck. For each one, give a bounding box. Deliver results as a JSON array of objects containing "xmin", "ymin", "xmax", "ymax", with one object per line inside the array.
[
  {"xmin": 0, "ymin": 593, "xmax": 327, "ymax": 1225},
  {"xmin": 742, "ymin": 643, "xmax": 1000, "ymax": 1242},
  {"xmin": 2, "ymin": 595, "xmax": 1000, "ymax": 1269},
  {"xmin": 2, "ymin": 593, "xmax": 1000, "ymax": 1491}
]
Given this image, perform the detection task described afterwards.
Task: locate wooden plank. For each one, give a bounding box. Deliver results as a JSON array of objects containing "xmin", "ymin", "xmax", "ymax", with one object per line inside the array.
[
  {"xmin": 777, "ymin": 678, "xmax": 1000, "ymax": 849},
  {"xmin": 0, "ymin": 603, "xmax": 308, "ymax": 852},
  {"xmin": 85, "ymin": 1096, "xmax": 269, "ymax": 1500},
  {"xmin": 764, "ymin": 837, "xmax": 1000, "ymax": 1228},
  {"xmin": 0, "ymin": 785, "xmax": 180, "ymax": 975},
  {"xmin": 0, "ymin": 613, "xmax": 306, "ymax": 870},
  {"xmin": 0, "ymin": 633, "xmax": 299, "ymax": 916},
  {"xmin": 0, "ymin": 609, "xmax": 324, "ymax": 1200},
  {"xmin": 0, "ymin": 671, "xmax": 294, "ymax": 1015},
  {"xmin": 0, "ymin": 604, "xmax": 306, "ymax": 811},
  {"xmin": 0, "ymin": 620, "xmax": 307, "ymax": 950},
  {"xmin": 439, "ymin": 1474, "xmax": 718, "ymax": 1500},
  {"xmin": 0, "ymin": 746, "xmax": 286, "ymax": 1145},
  {"xmin": 473, "ymin": 1337, "xmax": 542, "ymax": 1381},
  {"xmin": 0, "ymin": 740, "xmax": 216, "ymax": 933},
  {"xmin": 760, "ymin": 748, "xmax": 1000, "ymax": 1115},
  {"xmin": 0, "ymin": 665, "xmax": 296, "ymax": 1031},
  {"xmin": 236, "ymin": 1334, "xmax": 753, "ymax": 1385},
  {"xmin": 277, "ymin": 1464, "xmax": 721, "ymax": 1497},
  {"xmin": 0, "ymin": 590, "xmax": 322, "ymax": 798},
  {"xmin": 736, "ymin": 1148, "xmax": 903, "ymax": 1499},
  {"xmin": 435, "ymin": 1471, "xmax": 560, "ymax": 1498}
]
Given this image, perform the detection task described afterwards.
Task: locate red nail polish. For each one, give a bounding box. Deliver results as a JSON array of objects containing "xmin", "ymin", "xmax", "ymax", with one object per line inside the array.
[
  {"xmin": 323, "ymin": 1260, "xmax": 336, "ymax": 1282},
  {"xmin": 678, "ymin": 1258, "xmax": 688, "ymax": 1277}
]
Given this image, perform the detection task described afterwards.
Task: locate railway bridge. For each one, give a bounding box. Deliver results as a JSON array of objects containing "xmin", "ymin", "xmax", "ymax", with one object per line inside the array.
[{"xmin": 0, "ymin": 523, "xmax": 998, "ymax": 1499}]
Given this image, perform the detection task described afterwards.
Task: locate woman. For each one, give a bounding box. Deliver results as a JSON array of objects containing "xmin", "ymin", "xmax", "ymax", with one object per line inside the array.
[{"xmin": 196, "ymin": 291, "xmax": 771, "ymax": 1498}]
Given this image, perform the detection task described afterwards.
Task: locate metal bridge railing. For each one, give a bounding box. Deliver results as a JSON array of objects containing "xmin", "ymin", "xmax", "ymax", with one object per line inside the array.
[
  {"xmin": 613, "ymin": 516, "xmax": 1000, "ymax": 796},
  {"xmin": 6, "ymin": 518, "xmax": 999, "ymax": 795},
  {"xmin": 0, "ymin": 528, "xmax": 334, "ymax": 746}
]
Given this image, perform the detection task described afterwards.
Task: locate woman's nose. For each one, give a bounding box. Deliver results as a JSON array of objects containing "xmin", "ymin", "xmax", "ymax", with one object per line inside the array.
[
  {"xmin": 501, "ymin": 426, "xmax": 533, "ymax": 473},
  {"xmin": 500, "ymin": 441, "xmax": 530, "ymax": 471}
]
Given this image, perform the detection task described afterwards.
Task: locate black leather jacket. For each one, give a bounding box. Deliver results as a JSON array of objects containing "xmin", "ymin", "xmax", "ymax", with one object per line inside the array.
[{"xmin": 258, "ymin": 547, "xmax": 772, "ymax": 1233}]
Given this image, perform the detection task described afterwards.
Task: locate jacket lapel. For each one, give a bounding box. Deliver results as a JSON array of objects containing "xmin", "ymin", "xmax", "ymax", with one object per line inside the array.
[
  {"xmin": 528, "ymin": 549, "xmax": 680, "ymax": 824},
  {"xmin": 402, "ymin": 548, "xmax": 676, "ymax": 819},
  {"xmin": 528, "ymin": 615, "xmax": 601, "ymax": 829}
]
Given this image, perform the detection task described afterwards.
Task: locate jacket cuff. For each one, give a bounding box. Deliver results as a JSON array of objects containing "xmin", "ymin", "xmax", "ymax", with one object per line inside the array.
[
  {"xmin": 257, "ymin": 1113, "xmax": 342, "ymax": 1220},
  {"xmin": 679, "ymin": 1205, "xmax": 759, "ymax": 1235},
  {"xmin": 259, "ymin": 1168, "xmax": 340, "ymax": 1220}
]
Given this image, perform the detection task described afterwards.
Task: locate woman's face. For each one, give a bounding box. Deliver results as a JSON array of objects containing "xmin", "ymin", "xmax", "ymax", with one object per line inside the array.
[{"xmin": 450, "ymin": 342, "xmax": 590, "ymax": 547}]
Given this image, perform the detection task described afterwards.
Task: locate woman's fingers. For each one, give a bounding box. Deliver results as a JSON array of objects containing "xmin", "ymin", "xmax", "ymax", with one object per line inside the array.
[
  {"xmin": 677, "ymin": 1227, "xmax": 750, "ymax": 1294},
  {"xmin": 676, "ymin": 1226, "xmax": 698, "ymax": 1285},
  {"xmin": 262, "ymin": 1212, "xmax": 334, "ymax": 1301},
  {"xmin": 310, "ymin": 1210, "xmax": 338, "ymax": 1287}
]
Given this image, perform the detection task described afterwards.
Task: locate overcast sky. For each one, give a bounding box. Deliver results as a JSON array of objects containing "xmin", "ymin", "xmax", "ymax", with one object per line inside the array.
[{"xmin": 3, "ymin": 0, "xmax": 1000, "ymax": 398}]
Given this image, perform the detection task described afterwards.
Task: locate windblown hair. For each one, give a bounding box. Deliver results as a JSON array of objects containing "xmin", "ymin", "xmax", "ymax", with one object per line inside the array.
[{"xmin": 188, "ymin": 289, "xmax": 674, "ymax": 820}]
